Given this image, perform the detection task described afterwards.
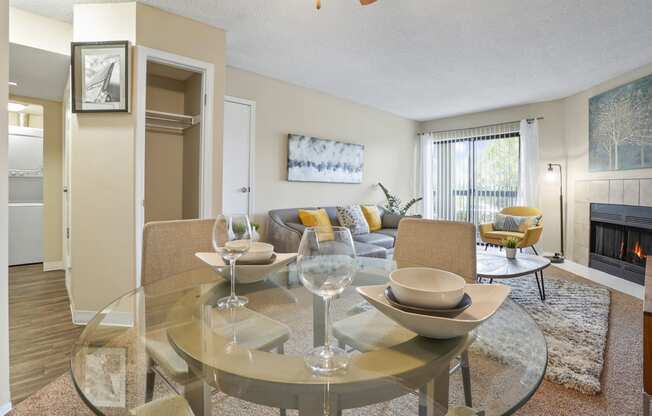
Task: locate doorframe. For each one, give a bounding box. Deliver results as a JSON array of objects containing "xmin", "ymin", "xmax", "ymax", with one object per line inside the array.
[
  {"xmin": 223, "ymin": 96, "xmax": 256, "ymax": 215},
  {"xmin": 135, "ymin": 46, "xmax": 215, "ymax": 288}
]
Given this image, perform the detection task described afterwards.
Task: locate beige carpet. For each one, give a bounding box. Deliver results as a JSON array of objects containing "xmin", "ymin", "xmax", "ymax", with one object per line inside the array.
[{"xmin": 8, "ymin": 266, "xmax": 643, "ymax": 416}]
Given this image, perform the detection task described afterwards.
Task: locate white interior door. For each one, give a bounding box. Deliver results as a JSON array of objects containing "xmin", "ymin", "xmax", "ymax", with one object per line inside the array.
[{"xmin": 223, "ymin": 97, "xmax": 255, "ymax": 215}]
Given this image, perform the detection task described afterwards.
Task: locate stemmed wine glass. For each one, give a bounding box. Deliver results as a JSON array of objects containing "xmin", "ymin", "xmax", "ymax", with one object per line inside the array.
[
  {"xmin": 298, "ymin": 226, "xmax": 357, "ymax": 374},
  {"xmin": 213, "ymin": 214, "xmax": 253, "ymax": 309}
]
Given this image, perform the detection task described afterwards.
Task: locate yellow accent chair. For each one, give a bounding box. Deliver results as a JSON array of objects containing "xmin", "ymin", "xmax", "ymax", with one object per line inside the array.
[{"xmin": 479, "ymin": 206, "xmax": 543, "ymax": 254}]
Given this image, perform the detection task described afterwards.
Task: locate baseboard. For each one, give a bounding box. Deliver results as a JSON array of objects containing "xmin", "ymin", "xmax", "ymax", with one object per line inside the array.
[
  {"xmin": 43, "ymin": 260, "xmax": 64, "ymax": 271},
  {"xmin": 0, "ymin": 401, "xmax": 12, "ymax": 416},
  {"xmin": 554, "ymin": 259, "xmax": 644, "ymax": 300},
  {"xmin": 72, "ymin": 309, "xmax": 134, "ymax": 327}
]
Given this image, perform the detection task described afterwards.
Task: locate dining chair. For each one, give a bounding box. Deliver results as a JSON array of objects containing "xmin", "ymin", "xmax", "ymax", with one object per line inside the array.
[
  {"xmin": 141, "ymin": 219, "xmax": 290, "ymax": 416},
  {"xmin": 333, "ymin": 218, "xmax": 476, "ymax": 408}
]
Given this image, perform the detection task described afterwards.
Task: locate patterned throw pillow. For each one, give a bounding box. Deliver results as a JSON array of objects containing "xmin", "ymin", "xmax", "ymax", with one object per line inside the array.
[
  {"xmin": 494, "ymin": 213, "xmax": 541, "ymax": 233},
  {"xmin": 361, "ymin": 205, "xmax": 382, "ymax": 232},
  {"xmin": 336, "ymin": 205, "xmax": 370, "ymax": 235}
]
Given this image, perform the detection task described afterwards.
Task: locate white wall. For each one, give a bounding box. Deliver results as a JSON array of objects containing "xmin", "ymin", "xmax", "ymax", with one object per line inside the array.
[
  {"xmin": 0, "ymin": 1, "xmax": 11, "ymax": 412},
  {"xmin": 225, "ymin": 67, "xmax": 419, "ymax": 235}
]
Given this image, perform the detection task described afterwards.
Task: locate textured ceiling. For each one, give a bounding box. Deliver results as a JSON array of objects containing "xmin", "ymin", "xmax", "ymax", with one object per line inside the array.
[{"xmin": 9, "ymin": 0, "xmax": 652, "ymax": 120}]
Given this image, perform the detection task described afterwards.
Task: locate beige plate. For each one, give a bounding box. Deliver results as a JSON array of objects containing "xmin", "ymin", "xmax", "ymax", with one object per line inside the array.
[
  {"xmin": 357, "ymin": 284, "xmax": 510, "ymax": 339},
  {"xmin": 195, "ymin": 252, "xmax": 297, "ymax": 284}
]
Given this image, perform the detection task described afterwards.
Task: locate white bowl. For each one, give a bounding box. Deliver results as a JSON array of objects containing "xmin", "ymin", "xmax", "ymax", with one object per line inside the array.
[
  {"xmin": 389, "ymin": 267, "xmax": 466, "ymax": 309},
  {"xmin": 239, "ymin": 242, "xmax": 274, "ymax": 263},
  {"xmin": 357, "ymin": 284, "xmax": 511, "ymax": 339}
]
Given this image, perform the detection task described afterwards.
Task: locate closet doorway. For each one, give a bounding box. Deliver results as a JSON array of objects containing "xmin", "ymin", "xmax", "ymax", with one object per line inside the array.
[{"xmin": 135, "ymin": 47, "xmax": 214, "ymax": 287}]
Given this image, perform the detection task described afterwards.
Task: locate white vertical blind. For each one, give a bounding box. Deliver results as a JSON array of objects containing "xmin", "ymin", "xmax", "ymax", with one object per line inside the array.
[{"xmin": 419, "ymin": 121, "xmax": 521, "ymax": 225}]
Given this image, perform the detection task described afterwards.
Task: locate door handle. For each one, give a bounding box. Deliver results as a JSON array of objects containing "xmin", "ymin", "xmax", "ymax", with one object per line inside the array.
[{"xmin": 239, "ymin": 187, "xmax": 249, "ymax": 193}]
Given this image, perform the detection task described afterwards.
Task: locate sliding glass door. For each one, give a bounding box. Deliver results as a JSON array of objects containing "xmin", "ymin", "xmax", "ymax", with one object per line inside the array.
[{"xmin": 431, "ymin": 132, "xmax": 520, "ymax": 227}]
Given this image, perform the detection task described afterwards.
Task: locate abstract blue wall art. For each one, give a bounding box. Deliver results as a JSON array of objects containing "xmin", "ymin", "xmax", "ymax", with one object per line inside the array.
[
  {"xmin": 287, "ymin": 134, "xmax": 364, "ymax": 183},
  {"xmin": 589, "ymin": 73, "xmax": 652, "ymax": 171}
]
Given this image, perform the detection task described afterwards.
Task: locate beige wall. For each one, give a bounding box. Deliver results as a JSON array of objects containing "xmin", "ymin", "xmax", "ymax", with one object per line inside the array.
[
  {"xmin": 70, "ymin": 3, "xmax": 137, "ymax": 312},
  {"xmin": 10, "ymin": 95, "xmax": 64, "ymax": 265},
  {"xmin": 1, "ymin": 0, "xmax": 10, "ymax": 408},
  {"xmin": 564, "ymin": 62, "xmax": 652, "ymax": 263},
  {"xmin": 145, "ymin": 75, "xmax": 185, "ymax": 222},
  {"xmin": 9, "ymin": 7, "xmax": 72, "ymax": 55},
  {"xmin": 136, "ymin": 3, "xmax": 227, "ymax": 215},
  {"xmin": 70, "ymin": 2, "xmax": 226, "ymax": 312},
  {"xmin": 225, "ymin": 67, "xmax": 419, "ymax": 234},
  {"xmin": 419, "ymin": 100, "xmax": 567, "ymax": 254},
  {"xmin": 183, "ymin": 74, "xmax": 202, "ymax": 219}
]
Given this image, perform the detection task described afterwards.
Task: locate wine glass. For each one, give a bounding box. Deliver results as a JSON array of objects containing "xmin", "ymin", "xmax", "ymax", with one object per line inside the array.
[
  {"xmin": 213, "ymin": 214, "xmax": 253, "ymax": 309},
  {"xmin": 298, "ymin": 226, "xmax": 357, "ymax": 374}
]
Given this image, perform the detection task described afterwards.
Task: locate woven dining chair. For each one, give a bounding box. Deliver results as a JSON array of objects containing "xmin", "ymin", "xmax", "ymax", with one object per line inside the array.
[
  {"xmin": 333, "ymin": 218, "xmax": 476, "ymax": 408},
  {"xmin": 141, "ymin": 219, "xmax": 290, "ymax": 416},
  {"xmin": 393, "ymin": 218, "xmax": 477, "ymax": 283}
]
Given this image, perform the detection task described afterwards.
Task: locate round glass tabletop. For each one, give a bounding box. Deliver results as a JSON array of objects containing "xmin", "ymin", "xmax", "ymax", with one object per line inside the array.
[{"xmin": 70, "ymin": 257, "xmax": 547, "ymax": 416}]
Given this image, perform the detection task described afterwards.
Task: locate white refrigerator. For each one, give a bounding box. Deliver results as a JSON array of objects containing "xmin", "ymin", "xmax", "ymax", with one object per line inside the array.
[{"xmin": 9, "ymin": 126, "xmax": 43, "ymax": 266}]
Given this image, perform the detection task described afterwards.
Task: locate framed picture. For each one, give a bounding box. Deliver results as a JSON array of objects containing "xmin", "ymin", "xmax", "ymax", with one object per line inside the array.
[
  {"xmin": 589, "ymin": 73, "xmax": 652, "ymax": 171},
  {"xmin": 287, "ymin": 134, "xmax": 364, "ymax": 183},
  {"xmin": 71, "ymin": 41, "xmax": 129, "ymax": 113}
]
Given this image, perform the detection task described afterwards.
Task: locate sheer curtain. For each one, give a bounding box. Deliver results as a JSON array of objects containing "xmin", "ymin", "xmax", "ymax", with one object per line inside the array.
[
  {"xmin": 517, "ymin": 119, "xmax": 540, "ymax": 207},
  {"xmin": 420, "ymin": 133, "xmax": 434, "ymax": 219}
]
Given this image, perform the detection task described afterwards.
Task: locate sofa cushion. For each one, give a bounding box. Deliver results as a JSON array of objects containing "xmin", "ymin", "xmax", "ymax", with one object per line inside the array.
[
  {"xmin": 361, "ymin": 205, "xmax": 382, "ymax": 232},
  {"xmin": 353, "ymin": 233, "xmax": 395, "ymax": 249},
  {"xmin": 375, "ymin": 228, "xmax": 398, "ymax": 241},
  {"xmin": 494, "ymin": 213, "xmax": 541, "ymax": 232},
  {"xmin": 354, "ymin": 241, "xmax": 387, "ymax": 258},
  {"xmin": 298, "ymin": 208, "xmax": 334, "ymax": 240},
  {"xmin": 382, "ymin": 213, "xmax": 422, "ymax": 229},
  {"xmin": 336, "ymin": 205, "xmax": 370, "ymax": 235},
  {"xmin": 286, "ymin": 222, "xmax": 306, "ymax": 234},
  {"xmin": 484, "ymin": 230, "xmax": 524, "ymax": 241}
]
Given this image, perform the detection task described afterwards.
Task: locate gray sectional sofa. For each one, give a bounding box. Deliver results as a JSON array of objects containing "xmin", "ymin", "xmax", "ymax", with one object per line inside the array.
[{"xmin": 267, "ymin": 206, "xmax": 407, "ymax": 258}]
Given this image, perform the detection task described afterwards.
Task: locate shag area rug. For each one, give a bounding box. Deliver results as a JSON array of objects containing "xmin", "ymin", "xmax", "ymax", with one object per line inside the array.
[{"xmin": 473, "ymin": 275, "xmax": 610, "ymax": 395}]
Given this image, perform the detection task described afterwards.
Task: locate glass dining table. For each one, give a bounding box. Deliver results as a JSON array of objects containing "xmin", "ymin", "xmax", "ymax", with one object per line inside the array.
[{"xmin": 70, "ymin": 257, "xmax": 547, "ymax": 416}]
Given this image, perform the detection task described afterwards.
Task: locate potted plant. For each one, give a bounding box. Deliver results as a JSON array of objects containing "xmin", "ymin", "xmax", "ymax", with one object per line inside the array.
[
  {"xmin": 502, "ymin": 237, "xmax": 518, "ymax": 259},
  {"xmin": 378, "ymin": 182, "xmax": 422, "ymax": 215},
  {"xmin": 251, "ymin": 223, "xmax": 261, "ymax": 241}
]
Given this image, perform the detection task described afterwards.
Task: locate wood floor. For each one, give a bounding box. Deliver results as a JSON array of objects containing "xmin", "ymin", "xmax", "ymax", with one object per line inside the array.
[{"xmin": 8, "ymin": 264, "xmax": 82, "ymax": 404}]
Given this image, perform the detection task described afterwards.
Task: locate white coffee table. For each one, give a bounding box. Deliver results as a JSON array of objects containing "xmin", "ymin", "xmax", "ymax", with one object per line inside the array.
[{"xmin": 476, "ymin": 251, "xmax": 551, "ymax": 301}]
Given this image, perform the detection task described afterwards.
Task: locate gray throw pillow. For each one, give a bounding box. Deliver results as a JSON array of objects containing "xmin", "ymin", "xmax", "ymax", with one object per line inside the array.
[
  {"xmin": 382, "ymin": 213, "xmax": 421, "ymax": 229},
  {"xmin": 336, "ymin": 205, "xmax": 369, "ymax": 235},
  {"xmin": 494, "ymin": 213, "xmax": 541, "ymax": 232}
]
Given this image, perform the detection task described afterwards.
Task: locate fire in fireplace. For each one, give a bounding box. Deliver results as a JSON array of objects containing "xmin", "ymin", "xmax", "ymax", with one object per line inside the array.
[{"xmin": 590, "ymin": 203, "xmax": 652, "ymax": 285}]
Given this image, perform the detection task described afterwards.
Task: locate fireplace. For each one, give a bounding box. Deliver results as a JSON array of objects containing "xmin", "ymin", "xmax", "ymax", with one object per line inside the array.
[{"xmin": 590, "ymin": 203, "xmax": 652, "ymax": 285}]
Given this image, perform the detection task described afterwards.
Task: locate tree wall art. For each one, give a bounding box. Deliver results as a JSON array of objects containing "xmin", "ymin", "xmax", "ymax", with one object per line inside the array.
[{"xmin": 589, "ymin": 73, "xmax": 652, "ymax": 171}]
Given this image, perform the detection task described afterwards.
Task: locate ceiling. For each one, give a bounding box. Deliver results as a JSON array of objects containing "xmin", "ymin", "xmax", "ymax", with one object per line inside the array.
[
  {"xmin": 9, "ymin": 0, "xmax": 652, "ymax": 121},
  {"xmin": 9, "ymin": 43, "xmax": 70, "ymax": 102}
]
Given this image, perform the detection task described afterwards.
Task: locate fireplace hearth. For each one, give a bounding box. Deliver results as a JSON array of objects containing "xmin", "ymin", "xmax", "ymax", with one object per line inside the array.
[{"xmin": 590, "ymin": 203, "xmax": 652, "ymax": 285}]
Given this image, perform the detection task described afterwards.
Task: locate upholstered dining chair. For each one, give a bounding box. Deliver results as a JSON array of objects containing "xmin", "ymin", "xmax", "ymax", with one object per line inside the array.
[
  {"xmin": 141, "ymin": 219, "xmax": 290, "ymax": 416},
  {"xmin": 333, "ymin": 218, "xmax": 476, "ymax": 408}
]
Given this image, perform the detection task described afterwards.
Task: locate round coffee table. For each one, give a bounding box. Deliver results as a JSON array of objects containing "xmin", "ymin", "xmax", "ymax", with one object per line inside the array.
[{"xmin": 476, "ymin": 251, "xmax": 551, "ymax": 300}]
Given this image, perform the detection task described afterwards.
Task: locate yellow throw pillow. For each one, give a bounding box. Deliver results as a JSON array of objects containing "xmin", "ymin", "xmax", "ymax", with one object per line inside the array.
[
  {"xmin": 361, "ymin": 205, "xmax": 382, "ymax": 232},
  {"xmin": 298, "ymin": 208, "xmax": 334, "ymax": 241}
]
